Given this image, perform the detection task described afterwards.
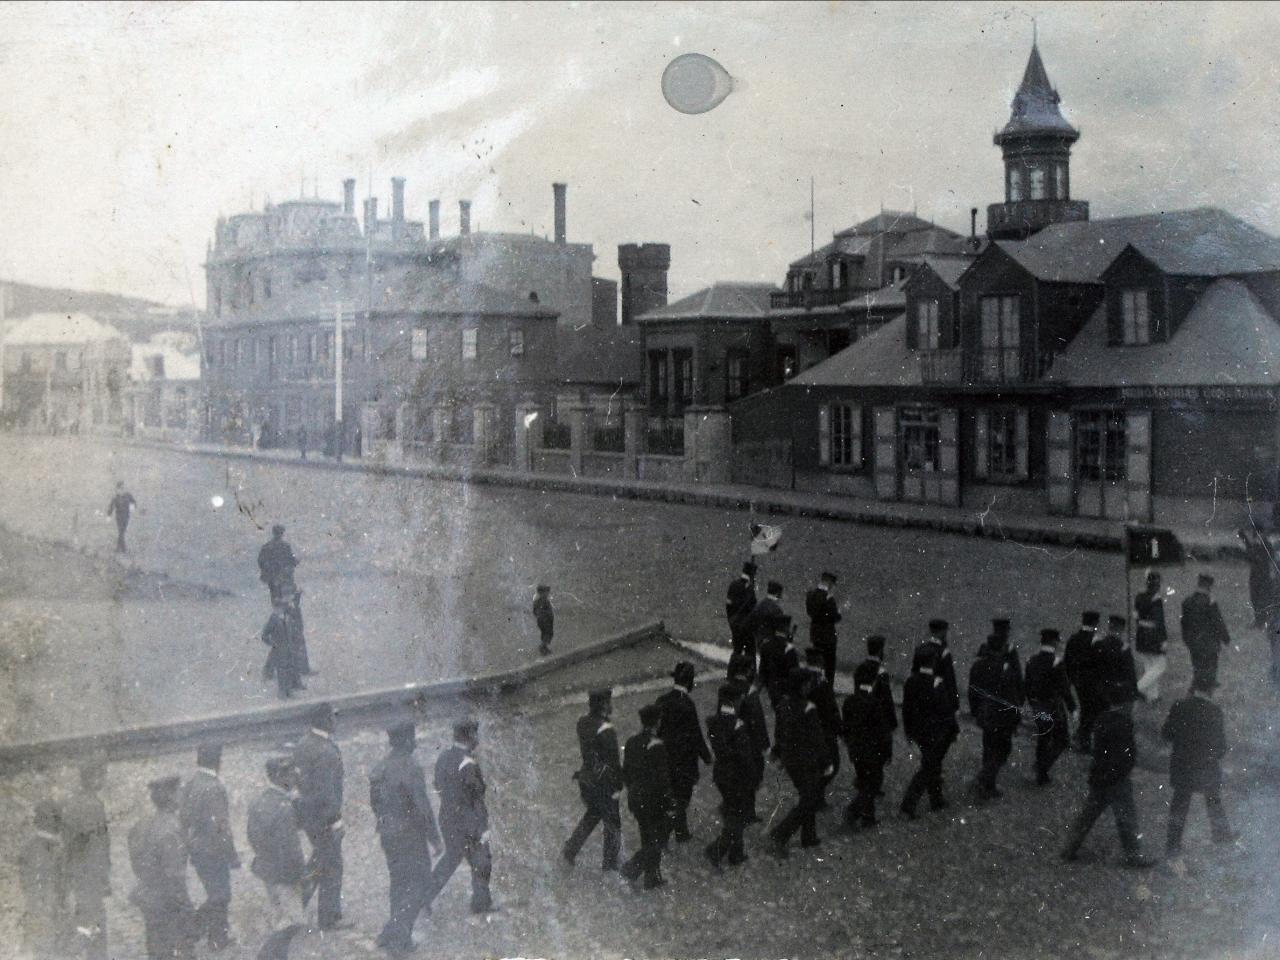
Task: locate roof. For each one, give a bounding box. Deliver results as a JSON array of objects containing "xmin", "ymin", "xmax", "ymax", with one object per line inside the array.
[
  {"xmin": 914, "ymin": 255, "xmax": 972, "ymax": 290},
  {"xmin": 3, "ymin": 312, "xmax": 127, "ymax": 346},
  {"xmin": 836, "ymin": 211, "xmax": 938, "ymax": 238},
  {"xmin": 788, "ymin": 241, "xmax": 836, "ymax": 269},
  {"xmin": 557, "ymin": 324, "xmax": 642, "ymax": 385},
  {"xmin": 638, "ymin": 282, "xmax": 777, "ymax": 321},
  {"xmin": 1048, "ymin": 279, "xmax": 1280, "ymax": 387},
  {"xmin": 790, "ymin": 314, "xmax": 921, "ymax": 387},
  {"xmin": 130, "ymin": 341, "xmax": 201, "ymax": 382},
  {"xmin": 997, "ymin": 43, "xmax": 1078, "ymax": 141},
  {"xmin": 996, "ymin": 208, "xmax": 1280, "ymax": 285},
  {"xmin": 842, "ymin": 285, "xmax": 907, "ymax": 312},
  {"xmin": 399, "ymin": 275, "xmax": 560, "ymax": 318}
]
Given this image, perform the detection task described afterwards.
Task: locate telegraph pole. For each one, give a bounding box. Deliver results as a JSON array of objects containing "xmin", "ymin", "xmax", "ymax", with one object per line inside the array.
[{"xmin": 334, "ymin": 301, "xmax": 344, "ymax": 462}]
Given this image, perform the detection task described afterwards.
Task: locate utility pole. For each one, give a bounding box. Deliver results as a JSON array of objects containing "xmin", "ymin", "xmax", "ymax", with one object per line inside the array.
[
  {"xmin": 334, "ymin": 301, "xmax": 344, "ymax": 462},
  {"xmin": 810, "ymin": 176, "xmax": 815, "ymax": 258},
  {"xmin": 0, "ymin": 281, "xmax": 7, "ymax": 414}
]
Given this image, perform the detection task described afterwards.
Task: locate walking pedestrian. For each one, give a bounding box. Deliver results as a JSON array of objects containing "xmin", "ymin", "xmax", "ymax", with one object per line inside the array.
[
  {"xmin": 758, "ymin": 616, "xmax": 800, "ymax": 712},
  {"xmin": 19, "ymin": 799, "xmax": 68, "ymax": 960},
  {"xmin": 426, "ymin": 718, "xmax": 494, "ymax": 915},
  {"xmin": 726, "ymin": 562, "xmax": 759, "ymax": 662},
  {"xmin": 298, "ymin": 425, "xmax": 308, "ymax": 461},
  {"xmin": 968, "ymin": 631, "xmax": 1024, "ymax": 801},
  {"xmin": 860, "ymin": 634, "xmax": 897, "ymax": 784},
  {"xmin": 1162, "ymin": 677, "xmax": 1238, "ymax": 858},
  {"xmin": 292, "ymin": 704, "xmax": 349, "ymax": 932},
  {"xmin": 917, "ymin": 618, "xmax": 960, "ymax": 714},
  {"xmin": 128, "ymin": 775, "xmax": 197, "ymax": 959},
  {"xmin": 370, "ymin": 722, "xmax": 441, "ymax": 956},
  {"xmin": 178, "ymin": 745, "xmax": 239, "ymax": 952},
  {"xmin": 1065, "ymin": 611, "xmax": 1102, "ymax": 751},
  {"xmin": 106, "ymin": 481, "xmax": 137, "ymax": 553},
  {"xmin": 1061, "ymin": 681, "xmax": 1157, "ymax": 869},
  {"xmin": 805, "ymin": 571, "xmax": 842, "ymax": 686},
  {"xmin": 1239, "ymin": 527, "xmax": 1277, "ymax": 628},
  {"xmin": 842, "ymin": 660, "xmax": 895, "ymax": 830},
  {"xmin": 263, "ymin": 595, "xmax": 303, "ymax": 699},
  {"xmin": 1087, "ymin": 614, "xmax": 1139, "ymax": 708},
  {"xmin": 656, "ymin": 662, "xmax": 711, "ymax": 843},
  {"xmin": 258, "ymin": 525, "xmax": 299, "ymax": 603},
  {"xmin": 704, "ymin": 684, "xmax": 755, "ymax": 870},
  {"xmin": 899, "ymin": 646, "xmax": 959, "ymax": 819},
  {"xmin": 247, "ymin": 758, "xmax": 309, "ymax": 960},
  {"xmin": 61, "ymin": 760, "xmax": 111, "ymax": 959},
  {"xmin": 1134, "ymin": 570, "xmax": 1169, "ymax": 703},
  {"xmin": 768, "ymin": 667, "xmax": 832, "ymax": 856},
  {"xmin": 1024, "ymin": 629, "xmax": 1074, "ymax": 786},
  {"xmin": 745, "ymin": 581, "xmax": 786, "ymax": 656},
  {"xmin": 563, "ymin": 689, "xmax": 623, "ymax": 872},
  {"xmin": 1181, "ymin": 574, "xmax": 1232, "ymax": 690},
  {"xmin": 803, "ymin": 646, "xmax": 842, "ymax": 807},
  {"xmin": 727, "ymin": 654, "xmax": 769, "ymax": 822},
  {"xmin": 533, "ymin": 585, "xmax": 555, "ymax": 656},
  {"xmin": 620, "ymin": 704, "xmax": 674, "ymax": 889}
]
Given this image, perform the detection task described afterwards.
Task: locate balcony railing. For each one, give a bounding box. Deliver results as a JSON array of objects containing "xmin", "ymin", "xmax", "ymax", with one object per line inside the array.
[
  {"xmin": 918, "ymin": 348, "xmax": 1054, "ymax": 384},
  {"xmin": 770, "ymin": 287, "xmax": 856, "ymax": 310},
  {"xmin": 986, "ymin": 199, "xmax": 1090, "ymax": 238}
]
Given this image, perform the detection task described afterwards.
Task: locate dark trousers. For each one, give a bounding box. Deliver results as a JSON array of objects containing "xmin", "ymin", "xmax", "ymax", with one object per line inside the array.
[
  {"xmin": 303, "ymin": 827, "xmax": 343, "ymax": 929},
  {"xmin": 706, "ymin": 792, "xmax": 748, "ymax": 864},
  {"xmin": 427, "ymin": 831, "xmax": 492, "ymax": 913},
  {"xmin": 814, "ymin": 642, "xmax": 837, "ymax": 687},
  {"xmin": 115, "ymin": 518, "xmax": 129, "ymax": 553},
  {"xmin": 1076, "ymin": 694, "xmax": 1100, "ymax": 750},
  {"xmin": 1189, "ymin": 649, "xmax": 1221, "ymax": 690},
  {"xmin": 140, "ymin": 903, "xmax": 196, "ymax": 960},
  {"xmin": 730, "ymin": 628, "xmax": 754, "ymax": 664},
  {"xmin": 847, "ymin": 756, "xmax": 885, "ymax": 825},
  {"xmin": 1167, "ymin": 786, "xmax": 1232, "ymax": 853},
  {"xmin": 563, "ymin": 795, "xmax": 621, "ymax": 870},
  {"xmin": 820, "ymin": 737, "xmax": 840, "ymax": 799},
  {"xmin": 621, "ymin": 810, "xmax": 671, "ymax": 887},
  {"xmin": 1031, "ymin": 701, "xmax": 1069, "ymax": 781},
  {"xmin": 772, "ymin": 769, "xmax": 822, "ymax": 847},
  {"xmin": 539, "ymin": 627, "xmax": 553, "ymax": 653},
  {"xmin": 670, "ymin": 774, "xmax": 696, "ymax": 840},
  {"xmin": 190, "ymin": 855, "xmax": 232, "ymax": 948},
  {"xmin": 1063, "ymin": 779, "xmax": 1142, "ymax": 858},
  {"xmin": 377, "ymin": 834, "xmax": 432, "ymax": 949},
  {"xmin": 901, "ymin": 740, "xmax": 951, "ymax": 813},
  {"xmin": 977, "ymin": 728, "xmax": 1015, "ymax": 794}
]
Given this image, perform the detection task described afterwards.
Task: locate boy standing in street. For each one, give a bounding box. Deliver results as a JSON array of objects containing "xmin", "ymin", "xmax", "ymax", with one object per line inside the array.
[{"xmin": 534, "ymin": 585, "xmax": 554, "ymax": 656}]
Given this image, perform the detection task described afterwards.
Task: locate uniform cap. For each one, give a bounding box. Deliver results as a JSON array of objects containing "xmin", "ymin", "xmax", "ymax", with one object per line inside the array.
[
  {"xmin": 928, "ymin": 618, "xmax": 949, "ymax": 633},
  {"xmin": 1108, "ymin": 614, "xmax": 1127, "ymax": 627},
  {"xmin": 452, "ymin": 717, "xmax": 480, "ymax": 741},
  {"xmin": 536, "ymin": 584, "xmax": 551, "ymax": 593},
  {"xmin": 1081, "ymin": 611, "xmax": 1101, "ymax": 626},
  {"xmin": 853, "ymin": 660, "xmax": 880, "ymax": 687},
  {"xmin": 913, "ymin": 645, "xmax": 940, "ymax": 671},
  {"xmin": 766, "ymin": 580, "xmax": 784, "ymax": 597},
  {"xmin": 309, "ymin": 702, "xmax": 337, "ymax": 730},
  {"xmin": 820, "ymin": 571, "xmax": 838, "ymax": 583},
  {"xmin": 1192, "ymin": 674, "xmax": 1219, "ymax": 693},
  {"xmin": 639, "ymin": 703, "xmax": 663, "ymax": 727},
  {"xmin": 671, "ymin": 661, "xmax": 696, "ymax": 687},
  {"xmin": 1040, "ymin": 628, "xmax": 1061, "ymax": 644},
  {"xmin": 272, "ymin": 524, "xmax": 286, "ymax": 537},
  {"xmin": 865, "ymin": 634, "xmax": 886, "ymax": 656},
  {"xmin": 991, "ymin": 618, "xmax": 1011, "ymax": 635},
  {"xmin": 1197, "ymin": 574, "xmax": 1215, "ymax": 588},
  {"xmin": 147, "ymin": 775, "xmax": 181, "ymax": 804},
  {"xmin": 265, "ymin": 756, "xmax": 294, "ymax": 781},
  {"xmin": 588, "ymin": 689, "xmax": 613, "ymax": 710},
  {"xmin": 196, "ymin": 743, "xmax": 223, "ymax": 770},
  {"xmin": 741, "ymin": 562, "xmax": 758, "ymax": 576},
  {"xmin": 717, "ymin": 684, "xmax": 740, "ymax": 707},
  {"xmin": 727, "ymin": 652, "xmax": 756, "ymax": 680},
  {"xmin": 387, "ymin": 722, "xmax": 416, "ymax": 748}
]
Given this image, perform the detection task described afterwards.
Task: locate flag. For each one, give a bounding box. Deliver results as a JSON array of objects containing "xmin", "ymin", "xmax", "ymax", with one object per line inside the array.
[
  {"xmin": 1125, "ymin": 524, "xmax": 1185, "ymax": 566},
  {"xmin": 750, "ymin": 523, "xmax": 783, "ymax": 556}
]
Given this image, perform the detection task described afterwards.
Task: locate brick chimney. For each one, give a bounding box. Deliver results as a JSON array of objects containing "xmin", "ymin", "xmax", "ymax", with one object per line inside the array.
[
  {"xmin": 459, "ymin": 200, "xmax": 471, "ymax": 236},
  {"xmin": 391, "ymin": 177, "xmax": 405, "ymax": 222},
  {"xmin": 553, "ymin": 182, "xmax": 567, "ymax": 245},
  {"xmin": 342, "ymin": 179, "xmax": 356, "ymax": 216},
  {"xmin": 618, "ymin": 243, "xmax": 671, "ymax": 324},
  {"xmin": 428, "ymin": 199, "xmax": 440, "ymax": 240}
]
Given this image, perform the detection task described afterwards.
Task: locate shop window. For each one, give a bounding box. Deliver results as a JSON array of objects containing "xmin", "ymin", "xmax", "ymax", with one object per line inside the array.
[
  {"xmin": 462, "ymin": 328, "xmax": 478, "ymax": 360},
  {"xmin": 900, "ymin": 407, "xmax": 940, "ymax": 472},
  {"xmin": 725, "ymin": 350, "xmax": 749, "ymax": 400},
  {"xmin": 819, "ymin": 403, "xmax": 862, "ymax": 468},
  {"xmin": 916, "ymin": 300, "xmax": 940, "ymax": 350},
  {"xmin": 974, "ymin": 409, "xmax": 1028, "ymax": 482},
  {"xmin": 1121, "ymin": 289, "xmax": 1152, "ymax": 345},
  {"xmin": 1077, "ymin": 410, "xmax": 1126, "ymax": 482},
  {"xmin": 411, "ymin": 329, "xmax": 428, "ymax": 361},
  {"xmin": 979, "ymin": 295, "xmax": 1021, "ymax": 380},
  {"xmin": 509, "ymin": 329, "xmax": 525, "ymax": 357}
]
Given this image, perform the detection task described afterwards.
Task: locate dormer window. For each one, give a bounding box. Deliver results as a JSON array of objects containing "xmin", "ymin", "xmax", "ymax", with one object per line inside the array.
[
  {"xmin": 1029, "ymin": 167, "xmax": 1046, "ymax": 200},
  {"xmin": 1121, "ymin": 289, "xmax": 1152, "ymax": 345},
  {"xmin": 1008, "ymin": 168, "xmax": 1023, "ymax": 202}
]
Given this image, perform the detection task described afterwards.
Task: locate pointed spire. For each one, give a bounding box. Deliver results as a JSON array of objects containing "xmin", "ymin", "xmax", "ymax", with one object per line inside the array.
[{"xmin": 996, "ymin": 39, "xmax": 1078, "ymax": 143}]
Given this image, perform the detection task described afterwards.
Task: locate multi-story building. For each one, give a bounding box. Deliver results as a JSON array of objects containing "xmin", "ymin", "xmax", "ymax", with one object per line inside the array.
[{"xmin": 125, "ymin": 332, "xmax": 202, "ymax": 443}]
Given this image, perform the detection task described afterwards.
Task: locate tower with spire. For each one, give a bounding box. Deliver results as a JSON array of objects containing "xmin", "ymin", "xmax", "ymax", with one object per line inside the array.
[{"xmin": 986, "ymin": 38, "xmax": 1089, "ymax": 240}]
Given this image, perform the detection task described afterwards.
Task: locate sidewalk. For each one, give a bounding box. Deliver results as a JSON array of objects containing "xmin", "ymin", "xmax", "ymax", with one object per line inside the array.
[{"xmin": 103, "ymin": 434, "xmax": 1250, "ymax": 558}]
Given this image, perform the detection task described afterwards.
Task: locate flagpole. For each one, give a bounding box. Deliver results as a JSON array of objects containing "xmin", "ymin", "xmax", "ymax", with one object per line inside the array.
[{"xmin": 810, "ymin": 176, "xmax": 815, "ymax": 258}]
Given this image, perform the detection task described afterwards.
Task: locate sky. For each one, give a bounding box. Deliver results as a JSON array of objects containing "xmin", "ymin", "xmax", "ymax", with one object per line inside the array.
[{"xmin": 2, "ymin": 1, "xmax": 1279, "ymax": 308}]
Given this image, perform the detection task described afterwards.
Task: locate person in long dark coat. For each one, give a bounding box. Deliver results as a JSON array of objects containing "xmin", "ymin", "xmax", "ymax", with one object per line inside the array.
[
  {"xmin": 968, "ymin": 632, "xmax": 1024, "ymax": 801},
  {"xmin": 19, "ymin": 799, "xmax": 68, "ymax": 960},
  {"xmin": 1024, "ymin": 629, "xmax": 1075, "ymax": 785},
  {"xmin": 916, "ymin": 618, "xmax": 959, "ymax": 714},
  {"xmin": 843, "ymin": 660, "xmax": 895, "ymax": 829},
  {"xmin": 1134, "ymin": 570, "xmax": 1169, "ymax": 703},
  {"xmin": 1239, "ymin": 528, "xmax": 1277, "ymax": 628},
  {"xmin": 805, "ymin": 571, "xmax": 842, "ymax": 686},
  {"xmin": 178, "ymin": 744, "xmax": 239, "ymax": 952},
  {"xmin": 768, "ymin": 668, "xmax": 832, "ymax": 856},
  {"xmin": 704, "ymin": 684, "xmax": 755, "ymax": 869},
  {"xmin": 744, "ymin": 581, "xmax": 786, "ymax": 657},
  {"xmin": 1181, "ymin": 574, "xmax": 1232, "ymax": 690},
  {"xmin": 247, "ymin": 758, "xmax": 309, "ymax": 960},
  {"xmin": 1085, "ymin": 614, "xmax": 1140, "ymax": 709},
  {"xmin": 860, "ymin": 635, "xmax": 897, "ymax": 784},
  {"xmin": 258, "ymin": 525, "xmax": 298, "ymax": 602},
  {"xmin": 263, "ymin": 596, "xmax": 303, "ymax": 699},
  {"xmin": 620, "ymin": 704, "xmax": 674, "ymax": 889},
  {"xmin": 1162, "ymin": 677, "xmax": 1238, "ymax": 857},
  {"xmin": 426, "ymin": 719, "xmax": 493, "ymax": 915},
  {"xmin": 563, "ymin": 689, "xmax": 623, "ymax": 871},
  {"xmin": 758, "ymin": 616, "xmax": 800, "ymax": 712},
  {"xmin": 106, "ymin": 482, "xmax": 137, "ymax": 554},
  {"xmin": 725, "ymin": 562, "xmax": 759, "ymax": 661},
  {"xmin": 1064, "ymin": 611, "xmax": 1102, "ymax": 751},
  {"xmin": 727, "ymin": 654, "xmax": 770, "ymax": 822},
  {"xmin": 656, "ymin": 661, "xmax": 711, "ymax": 843},
  {"xmin": 62, "ymin": 760, "xmax": 111, "ymax": 960},
  {"xmin": 292, "ymin": 704, "xmax": 347, "ymax": 931},
  {"xmin": 899, "ymin": 646, "xmax": 960, "ymax": 818},
  {"xmin": 803, "ymin": 647, "xmax": 842, "ymax": 807},
  {"xmin": 128, "ymin": 776, "xmax": 197, "ymax": 959}
]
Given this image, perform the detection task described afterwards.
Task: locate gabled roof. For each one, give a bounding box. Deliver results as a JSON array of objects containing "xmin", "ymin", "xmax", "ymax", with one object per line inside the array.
[
  {"xmin": 788, "ymin": 241, "xmax": 836, "ymax": 269},
  {"xmin": 835, "ymin": 210, "xmax": 939, "ymax": 238},
  {"xmin": 1048, "ymin": 279, "xmax": 1280, "ymax": 387},
  {"xmin": 3, "ymin": 312, "xmax": 127, "ymax": 346},
  {"xmin": 638, "ymin": 282, "xmax": 777, "ymax": 321},
  {"xmin": 789, "ymin": 314, "xmax": 920, "ymax": 387},
  {"xmin": 910, "ymin": 255, "xmax": 972, "ymax": 290},
  {"xmin": 557, "ymin": 324, "xmax": 642, "ymax": 385},
  {"xmin": 842, "ymin": 285, "xmax": 907, "ymax": 312},
  {"xmin": 996, "ymin": 43, "xmax": 1078, "ymax": 141},
  {"xmin": 995, "ymin": 208, "xmax": 1279, "ymax": 285}
]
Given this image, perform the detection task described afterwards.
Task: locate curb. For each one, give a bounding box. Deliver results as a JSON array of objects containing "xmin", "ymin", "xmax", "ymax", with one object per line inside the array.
[{"xmin": 0, "ymin": 620, "xmax": 667, "ymax": 775}]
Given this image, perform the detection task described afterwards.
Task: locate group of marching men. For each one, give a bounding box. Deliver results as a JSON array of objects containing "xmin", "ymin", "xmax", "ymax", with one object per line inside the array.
[
  {"xmin": 560, "ymin": 561, "xmax": 1242, "ymax": 887},
  {"xmin": 18, "ymin": 703, "xmax": 493, "ymax": 960}
]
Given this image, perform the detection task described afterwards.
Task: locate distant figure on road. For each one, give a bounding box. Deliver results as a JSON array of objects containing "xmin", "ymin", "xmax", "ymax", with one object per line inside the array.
[
  {"xmin": 178, "ymin": 744, "xmax": 239, "ymax": 952},
  {"xmin": 19, "ymin": 798, "xmax": 68, "ymax": 960},
  {"xmin": 1181, "ymin": 574, "xmax": 1232, "ymax": 690},
  {"xmin": 128, "ymin": 775, "xmax": 197, "ymax": 959},
  {"xmin": 292, "ymin": 704, "xmax": 348, "ymax": 932},
  {"xmin": 426, "ymin": 718, "xmax": 494, "ymax": 916},
  {"xmin": 1162, "ymin": 676, "xmax": 1238, "ymax": 858},
  {"xmin": 247, "ymin": 757, "xmax": 309, "ymax": 960},
  {"xmin": 258, "ymin": 525, "xmax": 299, "ymax": 602},
  {"xmin": 563, "ymin": 689, "xmax": 623, "ymax": 872},
  {"xmin": 298, "ymin": 426, "xmax": 308, "ymax": 461},
  {"xmin": 62, "ymin": 760, "xmax": 111, "ymax": 960},
  {"xmin": 262, "ymin": 594, "xmax": 303, "ymax": 699},
  {"xmin": 106, "ymin": 482, "xmax": 137, "ymax": 554},
  {"xmin": 533, "ymin": 584, "xmax": 554, "ymax": 656},
  {"xmin": 725, "ymin": 562, "xmax": 758, "ymax": 661}
]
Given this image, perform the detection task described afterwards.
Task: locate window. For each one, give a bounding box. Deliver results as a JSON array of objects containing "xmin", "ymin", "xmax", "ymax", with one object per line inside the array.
[
  {"xmin": 247, "ymin": 273, "xmax": 255, "ymax": 305},
  {"xmin": 214, "ymin": 287, "xmax": 222, "ymax": 317},
  {"xmin": 321, "ymin": 332, "xmax": 333, "ymax": 361},
  {"xmin": 344, "ymin": 329, "xmax": 363, "ymax": 361},
  {"xmin": 1008, "ymin": 167, "xmax": 1022, "ymax": 202},
  {"xmin": 54, "ymin": 352, "xmax": 67, "ymax": 371},
  {"xmin": 1029, "ymin": 167, "xmax": 1046, "ymax": 200},
  {"xmin": 648, "ymin": 350, "xmax": 669, "ymax": 402},
  {"xmin": 509, "ymin": 329, "xmax": 525, "ymax": 357},
  {"xmin": 411, "ymin": 329, "xmax": 428, "ymax": 361},
  {"xmin": 220, "ymin": 340, "xmax": 229, "ymax": 367},
  {"xmin": 307, "ymin": 333, "xmax": 318, "ymax": 363},
  {"xmin": 1121, "ymin": 289, "xmax": 1151, "ymax": 345},
  {"xmin": 891, "ymin": 266, "xmax": 906, "ymax": 285},
  {"xmin": 916, "ymin": 300, "xmax": 940, "ymax": 349},
  {"xmin": 205, "ymin": 341, "xmax": 215, "ymax": 368},
  {"xmin": 979, "ymin": 295, "xmax": 1021, "ymax": 380},
  {"xmin": 287, "ymin": 335, "xmax": 298, "ymax": 365},
  {"xmin": 725, "ymin": 350, "xmax": 749, "ymax": 400},
  {"xmin": 1054, "ymin": 164, "xmax": 1066, "ymax": 200},
  {"xmin": 900, "ymin": 407, "xmax": 940, "ymax": 472},
  {"xmin": 236, "ymin": 338, "xmax": 247, "ymax": 366},
  {"xmin": 150, "ymin": 355, "xmax": 166, "ymax": 379},
  {"xmin": 974, "ymin": 409, "xmax": 1028, "ymax": 481},
  {"xmin": 249, "ymin": 338, "xmax": 259, "ymax": 366},
  {"xmin": 268, "ymin": 336, "xmax": 278, "ymax": 365},
  {"xmin": 263, "ymin": 276, "xmax": 272, "ymax": 300},
  {"xmin": 1077, "ymin": 410, "xmax": 1126, "ymax": 482},
  {"xmin": 674, "ymin": 349, "xmax": 693, "ymax": 404},
  {"xmin": 462, "ymin": 328, "xmax": 478, "ymax": 360},
  {"xmin": 819, "ymin": 403, "xmax": 862, "ymax": 468}
]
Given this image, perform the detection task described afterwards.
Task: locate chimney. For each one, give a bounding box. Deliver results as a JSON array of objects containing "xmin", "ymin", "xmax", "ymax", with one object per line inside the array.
[
  {"xmin": 363, "ymin": 196, "xmax": 378, "ymax": 233},
  {"xmin": 391, "ymin": 177, "xmax": 405, "ymax": 222},
  {"xmin": 342, "ymin": 179, "xmax": 356, "ymax": 216},
  {"xmin": 428, "ymin": 199, "xmax": 440, "ymax": 240},
  {"xmin": 553, "ymin": 182, "xmax": 567, "ymax": 245},
  {"xmin": 459, "ymin": 199, "xmax": 472, "ymax": 236},
  {"xmin": 970, "ymin": 207, "xmax": 978, "ymax": 240}
]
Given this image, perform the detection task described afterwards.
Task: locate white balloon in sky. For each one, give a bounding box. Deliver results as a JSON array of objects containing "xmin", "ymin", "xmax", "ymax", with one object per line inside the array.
[{"xmin": 211, "ymin": 495, "xmax": 225, "ymax": 509}]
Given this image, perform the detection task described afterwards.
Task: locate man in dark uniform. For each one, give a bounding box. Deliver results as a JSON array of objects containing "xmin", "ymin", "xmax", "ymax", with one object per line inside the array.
[
  {"xmin": 426, "ymin": 718, "xmax": 494, "ymax": 915},
  {"xmin": 725, "ymin": 562, "xmax": 759, "ymax": 661},
  {"xmin": 1162, "ymin": 676, "xmax": 1238, "ymax": 857},
  {"xmin": 656, "ymin": 661, "xmax": 711, "ymax": 842},
  {"xmin": 758, "ymin": 616, "xmax": 800, "ymax": 711},
  {"xmin": 745, "ymin": 581, "xmax": 786, "ymax": 656},
  {"xmin": 968, "ymin": 631, "xmax": 1024, "ymax": 801},
  {"xmin": 1091, "ymin": 614, "xmax": 1140, "ymax": 705},
  {"xmin": 727, "ymin": 654, "xmax": 770, "ymax": 822},
  {"xmin": 563, "ymin": 689, "xmax": 623, "ymax": 872},
  {"xmin": 843, "ymin": 659, "xmax": 895, "ymax": 829},
  {"xmin": 704, "ymin": 684, "xmax": 755, "ymax": 869},
  {"xmin": 263, "ymin": 595, "xmax": 303, "ymax": 699},
  {"xmin": 1181, "ymin": 574, "xmax": 1232, "ymax": 690},
  {"xmin": 900, "ymin": 646, "xmax": 960, "ymax": 819},
  {"xmin": 861, "ymin": 635, "xmax": 897, "ymax": 787},
  {"xmin": 620, "ymin": 704, "xmax": 674, "ymax": 889},
  {"xmin": 370, "ymin": 722, "xmax": 441, "ymax": 955},
  {"xmin": 1065, "ymin": 611, "xmax": 1101, "ymax": 751},
  {"xmin": 1024, "ymin": 629, "xmax": 1075, "ymax": 785},
  {"xmin": 917, "ymin": 618, "xmax": 959, "ymax": 714},
  {"xmin": 1061, "ymin": 681, "xmax": 1157, "ymax": 868},
  {"xmin": 804, "ymin": 647, "xmax": 842, "ymax": 807},
  {"xmin": 19, "ymin": 798, "xmax": 67, "ymax": 960},
  {"xmin": 1135, "ymin": 570, "xmax": 1169, "ymax": 703},
  {"xmin": 258, "ymin": 525, "xmax": 299, "ymax": 602},
  {"xmin": 178, "ymin": 744, "xmax": 239, "ymax": 952},
  {"xmin": 106, "ymin": 482, "xmax": 137, "ymax": 553},
  {"xmin": 292, "ymin": 703, "xmax": 348, "ymax": 931},
  {"xmin": 247, "ymin": 758, "xmax": 309, "ymax": 960},
  {"xmin": 62, "ymin": 760, "xmax": 111, "ymax": 959},
  {"xmin": 128, "ymin": 775, "xmax": 196, "ymax": 959},
  {"xmin": 805, "ymin": 572, "xmax": 842, "ymax": 686},
  {"xmin": 769, "ymin": 668, "xmax": 832, "ymax": 856}
]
